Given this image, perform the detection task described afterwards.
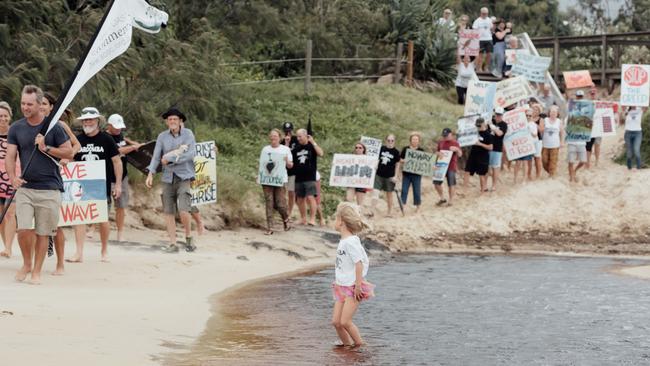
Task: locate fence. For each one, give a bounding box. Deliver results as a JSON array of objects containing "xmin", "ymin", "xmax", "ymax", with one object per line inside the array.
[{"xmin": 220, "ymin": 40, "xmax": 415, "ymax": 94}]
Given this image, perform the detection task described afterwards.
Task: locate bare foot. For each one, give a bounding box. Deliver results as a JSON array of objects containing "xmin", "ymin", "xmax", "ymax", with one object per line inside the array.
[
  {"xmin": 0, "ymin": 250, "xmax": 10, "ymax": 258},
  {"xmin": 197, "ymin": 223, "xmax": 205, "ymax": 236},
  {"xmin": 28, "ymin": 274, "xmax": 41, "ymax": 285},
  {"xmin": 101, "ymin": 254, "xmax": 110, "ymax": 263},
  {"xmin": 65, "ymin": 256, "xmax": 83, "ymax": 263},
  {"xmin": 15, "ymin": 267, "xmax": 31, "ymax": 282},
  {"xmin": 116, "ymin": 231, "xmax": 124, "ymax": 243},
  {"xmin": 52, "ymin": 267, "xmax": 65, "ymax": 276}
]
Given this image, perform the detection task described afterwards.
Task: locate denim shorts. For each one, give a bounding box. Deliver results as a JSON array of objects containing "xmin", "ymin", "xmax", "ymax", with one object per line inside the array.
[{"xmin": 488, "ymin": 151, "xmax": 503, "ymax": 168}]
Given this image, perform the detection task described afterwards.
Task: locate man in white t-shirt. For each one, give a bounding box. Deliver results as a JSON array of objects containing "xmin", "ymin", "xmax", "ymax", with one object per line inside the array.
[
  {"xmin": 259, "ymin": 129, "xmax": 293, "ymax": 234},
  {"xmin": 472, "ymin": 7, "xmax": 493, "ymax": 72},
  {"xmin": 437, "ymin": 8, "xmax": 455, "ymax": 30}
]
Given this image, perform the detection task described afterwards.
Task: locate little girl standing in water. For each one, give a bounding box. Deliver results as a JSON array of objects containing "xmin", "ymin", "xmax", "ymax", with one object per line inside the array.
[{"xmin": 331, "ymin": 202, "xmax": 374, "ymax": 347}]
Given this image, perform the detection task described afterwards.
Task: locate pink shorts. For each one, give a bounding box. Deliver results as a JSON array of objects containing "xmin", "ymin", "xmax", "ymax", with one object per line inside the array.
[{"xmin": 331, "ymin": 281, "xmax": 375, "ymax": 302}]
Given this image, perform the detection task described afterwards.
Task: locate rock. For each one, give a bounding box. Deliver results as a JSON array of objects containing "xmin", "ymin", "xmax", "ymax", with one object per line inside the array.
[{"xmin": 236, "ymin": 255, "xmax": 249, "ymax": 261}]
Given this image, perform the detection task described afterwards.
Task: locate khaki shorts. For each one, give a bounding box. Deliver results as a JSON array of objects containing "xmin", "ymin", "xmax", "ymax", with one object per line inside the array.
[
  {"xmin": 15, "ymin": 188, "xmax": 61, "ymax": 236},
  {"xmin": 162, "ymin": 176, "xmax": 192, "ymax": 215},
  {"xmin": 111, "ymin": 176, "xmax": 130, "ymax": 209}
]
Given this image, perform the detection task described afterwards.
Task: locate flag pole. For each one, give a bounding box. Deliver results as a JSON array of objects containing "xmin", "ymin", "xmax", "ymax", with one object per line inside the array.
[{"xmin": 0, "ymin": 0, "xmax": 118, "ymax": 225}]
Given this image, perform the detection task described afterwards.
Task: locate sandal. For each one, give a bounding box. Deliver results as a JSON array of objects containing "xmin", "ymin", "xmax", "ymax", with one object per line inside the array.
[
  {"xmin": 435, "ymin": 199, "xmax": 447, "ymax": 206},
  {"xmin": 283, "ymin": 219, "xmax": 291, "ymax": 232}
]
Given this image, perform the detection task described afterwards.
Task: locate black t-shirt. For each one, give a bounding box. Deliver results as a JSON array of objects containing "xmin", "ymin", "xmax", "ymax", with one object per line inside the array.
[
  {"xmin": 292, "ymin": 142, "xmax": 318, "ymax": 182},
  {"xmin": 470, "ymin": 129, "xmax": 494, "ymax": 163},
  {"xmin": 285, "ymin": 135, "xmax": 299, "ymax": 176},
  {"xmin": 74, "ymin": 132, "xmax": 120, "ymax": 195},
  {"xmin": 109, "ymin": 132, "xmax": 128, "ymax": 178},
  {"xmin": 376, "ymin": 146, "xmax": 401, "ymax": 178},
  {"xmin": 8, "ymin": 118, "xmax": 70, "ymax": 191},
  {"xmin": 491, "ymin": 120, "xmax": 508, "ymax": 152}
]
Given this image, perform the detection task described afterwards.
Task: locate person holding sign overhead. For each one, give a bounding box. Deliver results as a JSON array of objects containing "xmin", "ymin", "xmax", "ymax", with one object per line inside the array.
[
  {"xmin": 259, "ymin": 129, "xmax": 293, "ymax": 235},
  {"xmin": 399, "ymin": 132, "xmax": 424, "ymax": 212}
]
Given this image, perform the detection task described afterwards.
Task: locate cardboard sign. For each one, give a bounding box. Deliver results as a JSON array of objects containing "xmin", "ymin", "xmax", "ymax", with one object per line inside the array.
[
  {"xmin": 511, "ymin": 53, "xmax": 552, "ymax": 83},
  {"xmin": 464, "ymin": 79, "xmax": 496, "ymax": 119},
  {"xmin": 360, "ymin": 136, "xmax": 382, "ymax": 159},
  {"xmin": 458, "ymin": 29, "xmax": 480, "ymax": 56},
  {"xmin": 566, "ymin": 99, "xmax": 595, "ymax": 143},
  {"xmin": 620, "ymin": 64, "xmax": 650, "ymax": 107},
  {"xmin": 503, "ymin": 108, "xmax": 535, "ymax": 160},
  {"xmin": 432, "ymin": 150, "xmax": 452, "ymax": 182},
  {"xmin": 591, "ymin": 107, "xmax": 616, "ymax": 137},
  {"xmin": 495, "ymin": 76, "xmax": 530, "ymax": 109},
  {"xmin": 563, "ymin": 70, "xmax": 593, "ymax": 89},
  {"xmin": 191, "ymin": 141, "xmax": 217, "ymax": 206},
  {"xmin": 329, "ymin": 154, "xmax": 377, "ymax": 189},
  {"xmin": 457, "ymin": 115, "xmax": 480, "ymax": 147},
  {"xmin": 258, "ymin": 152, "xmax": 287, "ymax": 187},
  {"xmin": 402, "ymin": 149, "xmax": 435, "ymax": 177},
  {"xmin": 126, "ymin": 140, "xmax": 160, "ymax": 174},
  {"xmin": 58, "ymin": 160, "xmax": 108, "ymax": 226},
  {"xmin": 505, "ymin": 49, "xmax": 530, "ymax": 66}
]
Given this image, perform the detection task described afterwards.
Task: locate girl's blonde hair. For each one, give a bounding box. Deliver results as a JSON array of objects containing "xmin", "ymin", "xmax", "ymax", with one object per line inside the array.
[{"xmin": 336, "ymin": 202, "xmax": 371, "ymax": 234}]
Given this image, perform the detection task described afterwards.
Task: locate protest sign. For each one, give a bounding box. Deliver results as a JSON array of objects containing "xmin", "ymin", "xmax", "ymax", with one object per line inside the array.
[
  {"xmin": 126, "ymin": 140, "xmax": 160, "ymax": 174},
  {"xmin": 464, "ymin": 79, "xmax": 496, "ymax": 119},
  {"xmin": 258, "ymin": 152, "xmax": 287, "ymax": 187},
  {"xmin": 495, "ymin": 76, "xmax": 530, "ymax": 109},
  {"xmin": 191, "ymin": 141, "xmax": 217, "ymax": 206},
  {"xmin": 457, "ymin": 115, "xmax": 480, "ymax": 147},
  {"xmin": 58, "ymin": 160, "xmax": 108, "ymax": 226},
  {"xmin": 432, "ymin": 150, "xmax": 453, "ymax": 182},
  {"xmin": 566, "ymin": 99, "xmax": 595, "ymax": 143},
  {"xmin": 402, "ymin": 149, "xmax": 435, "ymax": 177},
  {"xmin": 0, "ymin": 137, "xmax": 19, "ymax": 199},
  {"xmin": 591, "ymin": 107, "xmax": 616, "ymax": 138},
  {"xmin": 511, "ymin": 53, "xmax": 552, "ymax": 83},
  {"xmin": 563, "ymin": 70, "xmax": 593, "ymax": 89},
  {"xmin": 503, "ymin": 108, "xmax": 536, "ymax": 160},
  {"xmin": 505, "ymin": 49, "xmax": 530, "ymax": 66},
  {"xmin": 360, "ymin": 136, "xmax": 382, "ymax": 159},
  {"xmin": 457, "ymin": 29, "xmax": 480, "ymax": 56},
  {"xmin": 620, "ymin": 64, "xmax": 650, "ymax": 107},
  {"xmin": 329, "ymin": 154, "xmax": 377, "ymax": 189}
]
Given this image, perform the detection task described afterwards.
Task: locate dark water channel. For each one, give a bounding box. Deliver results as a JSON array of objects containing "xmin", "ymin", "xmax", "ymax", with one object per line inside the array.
[{"xmin": 168, "ymin": 255, "xmax": 650, "ymax": 365}]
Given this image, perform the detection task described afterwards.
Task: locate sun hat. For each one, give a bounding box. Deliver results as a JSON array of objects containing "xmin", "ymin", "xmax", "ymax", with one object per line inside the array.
[
  {"xmin": 108, "ymin": 114, "xmax": 126, "ymax": 129},
  {"xmin": 77, "ymin": 107, "xmax": 102, "ymax": 120},
  {"xmin": 494, "ymin": 107, "xmax": 505, "ymax": 115},
  {"xmin": 161, "ymin": 107, "xmax": 186, "ymax": 121}
]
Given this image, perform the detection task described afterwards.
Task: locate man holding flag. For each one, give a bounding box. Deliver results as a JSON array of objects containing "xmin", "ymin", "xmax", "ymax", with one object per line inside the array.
[{"xmin": 6, "ymin": 85, "xmax": 73, "ymax": 285}]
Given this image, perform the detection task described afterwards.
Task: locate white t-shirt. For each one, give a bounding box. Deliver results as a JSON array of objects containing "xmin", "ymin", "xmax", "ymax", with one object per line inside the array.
[
  {"xmin": 335, "ymin": 235, "xmax": 369, "ymax": 286},
  {"xmin": 527, "ymin": 121, "xmax": 539, "ymax": 139},
  {"xmin": 455, "ymin": 62, "xmax": 476, "ymax": 88},
  {"xmin": 437, "ymin": 18, "xmax": 455, "ymax": 29},
  {"xmin": 625, "ymin": 108, "xmax": 643, "ymax": 131},
  {"xmin": 472, "ymin": 17, "xmax": 493, "ymax": 41},
  {"xmin": 259, "ymin": 144, "xmax": 292, "ymax": 183},
  {"xmin": 542, "ymin": 117, "xmax": 561, "ymax": 148}
]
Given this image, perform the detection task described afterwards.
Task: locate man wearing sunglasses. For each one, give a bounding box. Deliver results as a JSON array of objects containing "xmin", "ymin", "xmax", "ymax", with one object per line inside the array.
[{"xmin": 374, "ymin": 134, "xmax": 400, "ymax": 216}]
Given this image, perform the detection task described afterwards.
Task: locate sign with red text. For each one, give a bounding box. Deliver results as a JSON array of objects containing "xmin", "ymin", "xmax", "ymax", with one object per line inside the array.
[
  {"xmin": 591, "ymin": 107, "xmax": 616, "ymax": 138},
  {"xmin": 503, "ymin": 108, "xmax": 535, "ymax": 160},
  {"xmin": 563, "ymin": 70, "xmax": 593, "ymax": 89},
  {"xmin": 620, "ymin": 64, "xmax": 650, "ymax": 107},
  {"xmin": 329, "ymin": 154, "xmax": 377, "ymax": 189},
  {"xmin": 191, "ymin": 141, "xmax": 217, "ymax": 206},
  {"xmin": 58, "ymin": 160, "xmax": 108, "ymax": 226},
  {"xmin": 458, "ymin": 29, "xmax": 480, "ymax": 56},
  {"xmin": 495, "ymin": 76, "xmax": 530, "ymax": 109}
]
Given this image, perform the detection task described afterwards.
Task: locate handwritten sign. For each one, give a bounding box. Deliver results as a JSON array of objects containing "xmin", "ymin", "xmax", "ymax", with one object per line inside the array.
[
  {"xmin": 511, "ymin": 53, "xmax": 552, "ymax": 83},
  {"xmin": 620, "ymin": 64, "xmax": 650, "ymax": 107},
  {"xmin": 457, "ymin": 115, "xmax": 480, "ymax": 147},
  {"xmin": 503, "ymin": 108, "xmax": 535, "ymax": 160},
  {"xmin": 402, "ymin": 149, "xmax": 435, "ymax": 177},
  {"xmin": 464, "ymin": 79, "xmax": 496, "ymax": 120},
  {"xmin": 505, "ymin": 49, "xmax": 530, "ymax": 66},
  {"xmin": 457, "ymin": 29, "xmax": 480, "ymax": 56},
  {"xmin": 563, "ymin": 70, "xmax": 593, "ymax": 89},
  {"xmin": 58, "ymin": 160, "xmax": 108, "ymax": 226},
  {"xmin": 191, "ymin": 141, "xmax": 217, "ymax": 206},
  {"xmin": 566, "ymin": 99, "xmax": 595, "ymax": 143},
  {"xmin": 360, "ymin": 136, "xmax": 382, "ymax": 159},
  {"xmin": 432, "ymin": 150, "xmax": 452, "ymax": 182},
  {"xmin": 258, "ymin": 152, "xmax": 287, "ymax": 187},
  {"xmin": 329, "ymin": 154, "xmax": 377, "ymax": 189},
  {"xmin": 0, "ymin": 136, "xmax": 20, "ymax": 199},
  {"xmin": 495, "ymin": 76, "xmax": 530, "ymax": 108}
]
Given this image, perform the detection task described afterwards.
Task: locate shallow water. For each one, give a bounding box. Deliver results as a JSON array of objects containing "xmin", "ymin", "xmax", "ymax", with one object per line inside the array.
[{"xmin": 168, "ymin": 255, "xmax": 650, "ymax": 365}]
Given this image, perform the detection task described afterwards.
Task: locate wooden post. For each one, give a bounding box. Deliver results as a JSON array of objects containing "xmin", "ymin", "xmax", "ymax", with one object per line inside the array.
[
  {"xmin": 614, "ymin": 44, "xmax": 621, "ymax": 69},
  {"xmin": 394, "ymin": 42, "xmax": 403, "ymax": 84},
  {"xmin": 553, "ymin": 37, "xmax": 560, "ymax": 84},
  {"xmin": 601, "ymin": 34, "xmax": 607, "ymax": 87},
  {"xmin": 406, "ymin": 40, "xmax": 414, "ymax": 87},
  {"xmin": 304, "ymin": 39, "xmax": 312, "ymax": 95}
]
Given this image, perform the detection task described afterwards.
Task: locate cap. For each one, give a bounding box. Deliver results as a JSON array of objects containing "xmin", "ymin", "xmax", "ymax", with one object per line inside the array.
[
  {"xmin": 576, "ymin": 90, "xmax": 585, "ymax": 97},
  {"xmin": 494, "ymin": 107, "xmax": 505, "ymax": 115},
  {"xmin": 107, "ymin": 114, "xmax": 126, "ymax": 129},
  {"xmin": 77, "ymin": 107, "xmax": 102, "ymax": 120},
  {"xmin": 161, "ymin": 107, "xmax": 186, "ymax": 121},
  {"xmin": 441, "ymin": 128, "xmax": 452, "ymax": 137},
  {"xmin": 283, "ymin": 122, "xmax": 294, "ymax": 132}
]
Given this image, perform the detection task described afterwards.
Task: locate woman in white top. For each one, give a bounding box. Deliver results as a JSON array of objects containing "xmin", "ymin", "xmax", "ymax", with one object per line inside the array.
[
  {"xmin": 259, "ymin": 129, "xmax": 293, "ymax": 234},
  {"xmin": 514, "ymin": 109, "xmax": 539, "ymax": 184},
  {"xmin": 624, "ymin": 107, "xmax": 646, "ymax": 170},
  {"xmin": 540, "ymin": 105, "xmax": 564, "ymax": 177},
  {"xmin": 455, "ymin": 54, "xmax": 476, "ymax": 104}
]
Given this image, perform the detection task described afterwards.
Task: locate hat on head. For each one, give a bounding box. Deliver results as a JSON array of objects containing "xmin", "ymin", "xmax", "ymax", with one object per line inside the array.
[
  {"xmin": 161, "ymin": 107, "xmax": 186, "ymax": 121},
  {"xmin": 77, "ymin": 107, "xmax": 102, "ymax": 120},
  {"xmin": 576, "ymin": 90, "xmax": 585, "ymax": 97},
  {"xmin": 108, "ymin": 114, "xmax": 126, "ymax": 129},
  {"xmin": 494, "ymin": 107, "xmax": 505, "ymax": 115},
  {"xmin": 283, "ymin": 121, "xmax": 294, "ymax": 132},
  {"xmin": 442, "ymin": 128, "xmax": 452, "ymax": 137}
]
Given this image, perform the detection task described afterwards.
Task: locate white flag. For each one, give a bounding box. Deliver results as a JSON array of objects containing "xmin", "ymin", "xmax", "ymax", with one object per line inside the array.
[{"xmin": 46, "ymin": 0, "xmax": 168, "ymax": 133}]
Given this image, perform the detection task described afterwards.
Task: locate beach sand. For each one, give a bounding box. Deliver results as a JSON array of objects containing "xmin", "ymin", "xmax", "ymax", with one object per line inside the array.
[
  {"xmin": 0, "ymin": 226, "xmax": 334, "ymax": 365},
  {"xmin": 618, "ymin": 265, "xmax": 650, "ymax": 279}
]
